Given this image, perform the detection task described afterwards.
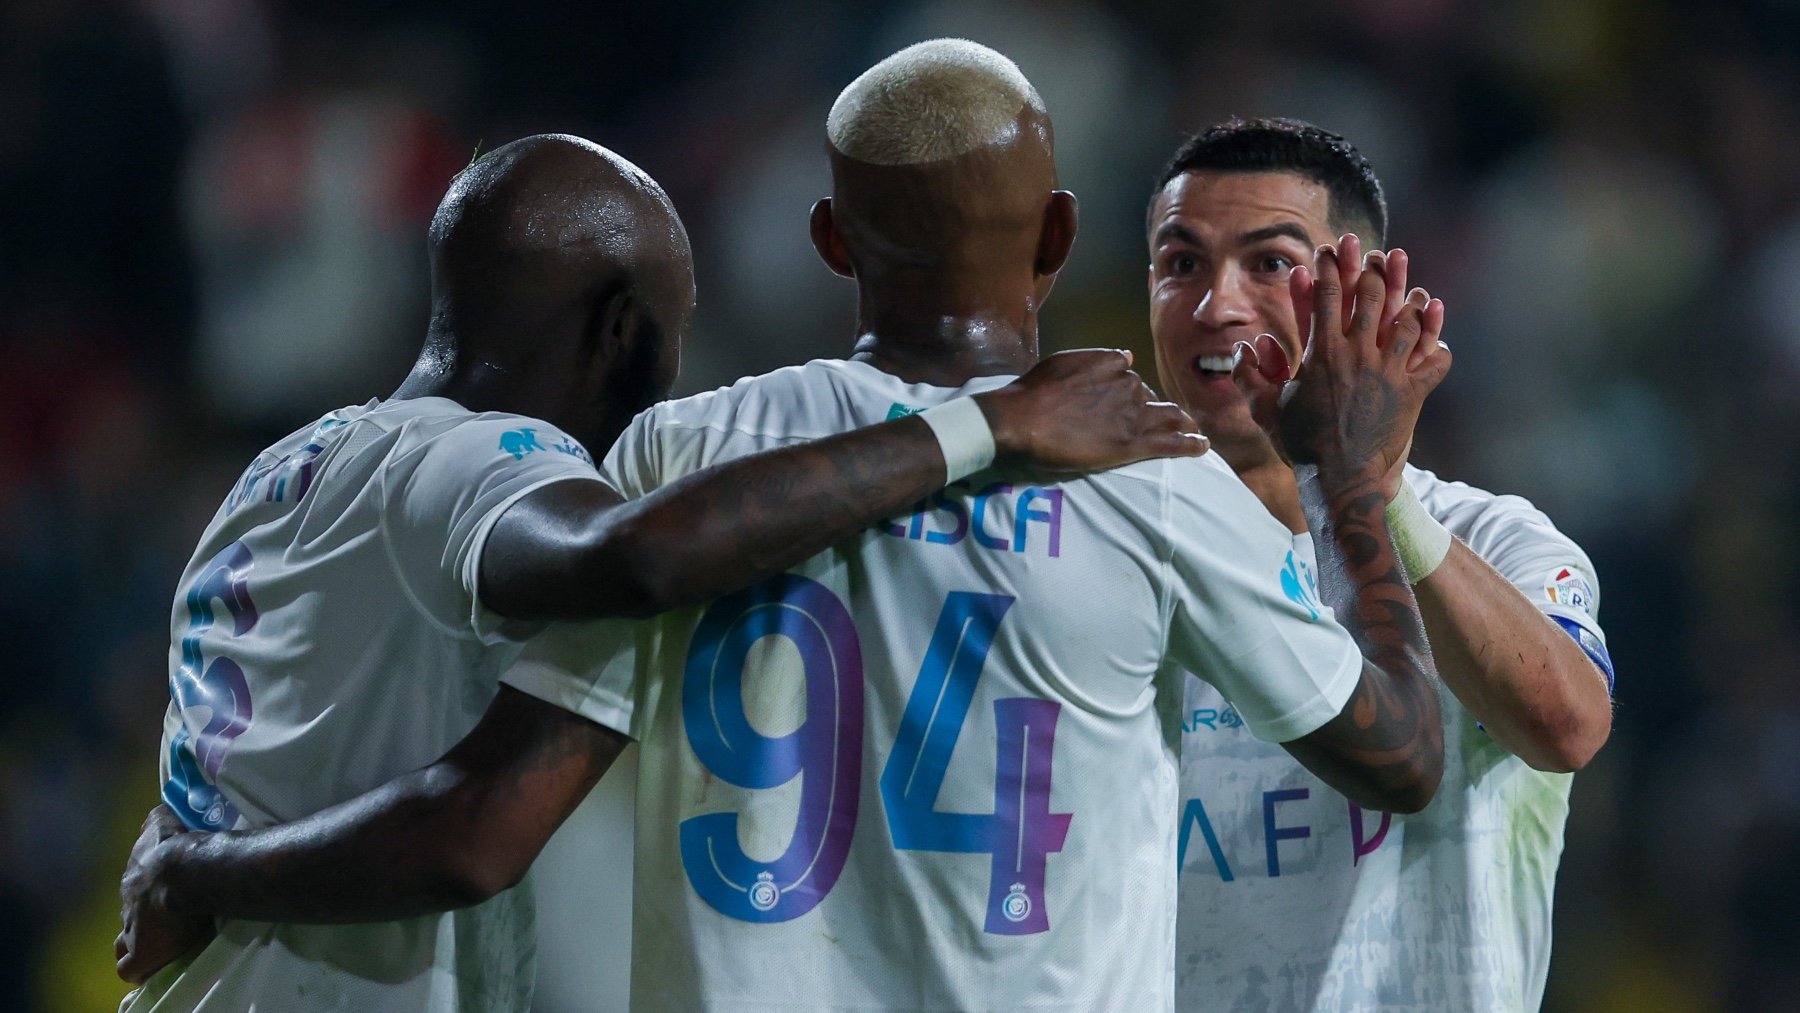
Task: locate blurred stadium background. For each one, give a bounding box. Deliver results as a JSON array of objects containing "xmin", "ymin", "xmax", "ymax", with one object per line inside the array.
[{"xmin": 3, "ymin": 0, "xmax": 1797, "ymax": 1010}]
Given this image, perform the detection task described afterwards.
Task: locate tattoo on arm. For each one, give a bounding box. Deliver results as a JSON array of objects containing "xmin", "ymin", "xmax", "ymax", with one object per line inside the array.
[{"xmin": 1286, "ymin": 465, "xmax": 1444, "ymax": 812}]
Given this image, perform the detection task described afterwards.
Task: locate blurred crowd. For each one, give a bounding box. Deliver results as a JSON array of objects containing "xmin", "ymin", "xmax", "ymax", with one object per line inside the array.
[{"xmin": 3, "ymin": 0, "xmax": 1797, "ymax": 1010}]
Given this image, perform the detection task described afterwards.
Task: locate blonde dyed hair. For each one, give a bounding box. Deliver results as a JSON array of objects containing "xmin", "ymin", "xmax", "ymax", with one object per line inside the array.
[{"xmin": 826, "ymin": 39, "xmax": 1044, "ymax": 166}]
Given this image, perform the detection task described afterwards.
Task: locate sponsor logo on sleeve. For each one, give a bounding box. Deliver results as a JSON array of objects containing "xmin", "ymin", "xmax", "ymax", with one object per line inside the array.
[
  {"xmin": 1545, "ymin": 566, "xmax": 1596, "ymax": 615},
  {"xmin": 498, "ymin": 428, "xmax": 591, "ymax": 465},
  {"xmin": 887, "ymin": 402, "xmax": 924, "ymax": 420},
  {"xmin": 1281, "ymin": 550, "xmax": 1322, "ymax": 621},
  {"xmin": 500, "ymin": 428, "xmax": 546, "ymax": 460},
  {"xmin": 549, "ymin": 434, "xmax": 593, "ymax": 465}
]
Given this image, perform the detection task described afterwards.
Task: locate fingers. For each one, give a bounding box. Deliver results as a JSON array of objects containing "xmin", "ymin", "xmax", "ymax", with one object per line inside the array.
[
  {"xmin": 1387, "ymin": 288, "xmax": 1429, "ymax": 363},
  {"xmin": 1251, "ymin": 333, "xmax": 1291, "ymax": 383},
  {"xmin": 148, "ymin": 804, "xmax": 187, "ymax": 841},
  {"xmin": 1159, "ymin": 430, "xmax": 1210, "ymax": 457},
  {"xmin": 1229, "ymin": 340, "xmax": 1275, "ymax": 398},
  {"xmin": 1145, "ymin": 401, "xmax": 1208, "ymax": 456},
  {"xmin": 1337, "ymin": 234, "xmax": 1363, "ymax": 333},
  {"xmin": 1410, "ymin": 327, "xmax": 1453, "ymax": 394},
  {"xmin": 1349, "ymin": 250, "xmax": 1387, "ymax": 350},
  {"xmin": 1410, "ymin": 298, "xmax": 1446, "ymax": 371},
  {"xmin": 1382, "ymin": 249, "xmax": 1408, "ymax": 329},
  {"xmin": 1230, "ymin": 336, "xmax": 1286, "ymax": 453},
  {"xmin": 1288, "ymin": 264, "xmax": 1316, "ymax": 359},
  {"xmin": 1308, "ymin": 248, "xmax": 1343, "ymax": 352}
]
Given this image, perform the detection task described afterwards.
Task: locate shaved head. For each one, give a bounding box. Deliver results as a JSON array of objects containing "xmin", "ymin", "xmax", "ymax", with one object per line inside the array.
[
  {"xmin": 427, "ymin": 134, "xmax": 691, "ymax": 362},
  {"xmin": 412, "ymin": 134, "xmax": 694, "ymax": 450},
  {"xmin": 827, "ymin": 39, "xmax": 1044, "ymax": 166}
]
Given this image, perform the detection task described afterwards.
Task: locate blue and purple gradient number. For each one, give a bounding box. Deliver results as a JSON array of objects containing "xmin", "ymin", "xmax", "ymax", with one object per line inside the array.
[
  {"xmin": 163, "ymin": 541, "xmax": 258, "ymax": 830},
  {"xmin": 679, "ymin": 575, "xmax": 864, "ymax": 922},
  {"xmin": 879, "ymin": 593, "xmax": 1070, "ymax": 935}
]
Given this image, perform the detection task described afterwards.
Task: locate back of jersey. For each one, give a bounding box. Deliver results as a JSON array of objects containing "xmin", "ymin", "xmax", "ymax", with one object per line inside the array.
[
  {"xmin": 133, "ymin": 396, "xmax": 601, "ymax": 1013},
  {"xmin": 546, "ymin": 359, "xmax": 1361, "ymax": 1012}
]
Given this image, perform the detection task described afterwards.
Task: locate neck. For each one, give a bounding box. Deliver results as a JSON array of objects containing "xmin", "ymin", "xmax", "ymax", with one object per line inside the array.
[
  {"xmin": 390, "ymin": 329, "xmax": 542, "ymax": 418},
  {"xmin": 1214, "ymin": 432, "xmax": 1306, "ymax": 534},
  {"xmin": 846, "ymin": 281, "xmax": 1042, "ymax": 386}
]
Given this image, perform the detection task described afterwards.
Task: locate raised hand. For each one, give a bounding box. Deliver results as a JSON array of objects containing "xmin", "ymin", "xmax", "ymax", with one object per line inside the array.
[
  {"xmin": 1233, "ymin": 236, "xmax": 1449, "ymax": 497},
  {"xmin": 116, "ymin": 804, "xmax": 212, "ymax": 984},
  {"xmin": 978, "ymin": 348, "xmax": 1208, "ymax": 473}
]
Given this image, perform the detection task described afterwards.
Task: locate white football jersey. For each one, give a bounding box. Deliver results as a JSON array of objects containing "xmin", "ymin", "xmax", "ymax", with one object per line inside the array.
[
  {"xmin": 1174, "ymin": 466, "xmax": 1614, "ymax": 1012},
  {"xmin": 502, "ymin": 358, "xmax": 1365, "ymax": 1012},
  {"xmin": 125, "ymin": 397, "xmax": 609, "ymax": 1013}
]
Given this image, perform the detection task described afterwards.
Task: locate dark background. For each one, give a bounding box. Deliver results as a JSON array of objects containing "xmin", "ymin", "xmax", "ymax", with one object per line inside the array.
[{"xmin": 3, "ymin": 1, "xmax": 1795, "ymax": 1009}]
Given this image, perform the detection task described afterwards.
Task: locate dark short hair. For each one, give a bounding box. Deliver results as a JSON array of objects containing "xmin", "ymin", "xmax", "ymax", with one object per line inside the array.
[{"xmin": 1150, "ymin": 117, "xmax": 1388, "ymax": 244}]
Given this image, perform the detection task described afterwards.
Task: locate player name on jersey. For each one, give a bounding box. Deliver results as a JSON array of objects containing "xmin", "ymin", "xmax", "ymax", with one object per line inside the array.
[{"xmin": 879, "ymin": 479, "xmax": 1064, "ymax": 556}]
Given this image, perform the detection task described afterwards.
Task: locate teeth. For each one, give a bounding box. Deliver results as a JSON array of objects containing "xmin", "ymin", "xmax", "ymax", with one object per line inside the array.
[{"xmin": 1195, "ymin": 355, "xmax": 1235, "ymax": 373}]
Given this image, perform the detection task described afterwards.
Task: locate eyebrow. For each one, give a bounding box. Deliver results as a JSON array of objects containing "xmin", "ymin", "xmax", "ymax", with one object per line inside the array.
[
  {"xmin": 1238, "ymin": 222, "xmax": 1313, "ymax": 246},
  {"xmin": 1152, "ymin": 221, "xmax": 1203, "ymax": 248},
  {"xmin": 1152, "ymin": 220, "xmax": 1315, "ymax": 250}
]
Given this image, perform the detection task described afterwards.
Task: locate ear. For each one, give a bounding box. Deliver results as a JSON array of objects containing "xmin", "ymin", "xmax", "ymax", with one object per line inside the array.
[
  {"xmin": 809, "ymin": 198, "xmax": 855, "ymax": 278},
  {"xmin": 586, "ymin": 285, "xmax": 639, "ymax": 368},
  {"xmin": 1034, "ymin": 190, "xmax": 1079, "ymax": 277}
]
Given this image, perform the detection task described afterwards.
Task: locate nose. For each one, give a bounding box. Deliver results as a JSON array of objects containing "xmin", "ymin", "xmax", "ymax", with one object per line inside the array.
[{"xmin": 1194, "ymin": 266, "xmax": 1254, "ymax": 332}]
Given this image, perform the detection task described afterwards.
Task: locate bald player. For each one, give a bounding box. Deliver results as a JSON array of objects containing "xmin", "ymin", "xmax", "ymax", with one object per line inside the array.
[
  {"xmin": 121, "ymin": 46, "xmax": 1446, "ymax": 1011},
  {"xmin": 114, "ymin": 133, "xmax": 1201, "ymax": 1010}
]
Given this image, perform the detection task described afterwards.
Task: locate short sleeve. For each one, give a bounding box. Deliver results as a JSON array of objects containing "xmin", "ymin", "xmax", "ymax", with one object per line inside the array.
[
  {"xmin": 500, "ymin": 617, "xmax": 642, "ymax": 736},
  {"xmin": 1422, "ymin": 483, "xmax": 1614, "ymax": 692},
  {"xmin": 600, "ymin": 405, "xmax": 667, "ymax": 498},
  {"xmin": 383, "ymin": 416, "xmax": 608, "ymax": 644},
  {"xmin": 1163, "ymin": 457, "xmax": 1363, "ymax": 743}
]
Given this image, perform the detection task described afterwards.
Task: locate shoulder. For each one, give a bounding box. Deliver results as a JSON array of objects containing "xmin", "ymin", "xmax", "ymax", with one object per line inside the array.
[
  {"xmin": 378, "ymin": 400, "xmax": 594, "ymax": 470},
  {"xmin": 1074, "ymin": 452, "xmax": 1294, "ymax": 556},
  {"xmin": 1406, "ymin": 466, "xmax": 1580, "ymax": 550},
  {"xmin": 1406, "ymin": 465, "xmax": 1603, "ymax": 614},
  {"xmin": 641, "ymin": 360, "xmax": 864, "ymax": 440}
]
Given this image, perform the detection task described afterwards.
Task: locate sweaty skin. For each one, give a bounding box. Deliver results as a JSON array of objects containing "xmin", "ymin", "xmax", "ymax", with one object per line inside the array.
[
  {"xmin": 114, "ymin": 135, "xmax": 1205, "ymax": 983},
  {"xmin": 1150, "ymin": 169, "xmax": 1612, "ymax": 774}
]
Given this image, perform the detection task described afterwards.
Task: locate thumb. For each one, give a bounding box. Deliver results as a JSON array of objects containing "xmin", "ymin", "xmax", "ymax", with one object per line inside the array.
[{"xmin": 1163, "ymin": 430, "xmax": 1211, "ymax": 457}]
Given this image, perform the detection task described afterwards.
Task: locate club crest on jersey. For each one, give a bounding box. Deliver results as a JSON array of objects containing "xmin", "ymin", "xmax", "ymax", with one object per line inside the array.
[
  {"xmin": 1545, "ymin": 566, "xmax": 1595, "ymax": 615},
  {"xmin": 748, "ymin": 871, "xmax": 781, "ymax": 912},
  {"xmin": 1001, "ymin": 882, "xmax": 1032, "ymax": 923},
  {"xmin": 1281, "ymin": 550, "xmax": 1322, "ymax": 621}
]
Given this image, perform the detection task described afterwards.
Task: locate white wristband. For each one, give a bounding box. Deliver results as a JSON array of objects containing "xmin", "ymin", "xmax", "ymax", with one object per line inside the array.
[
  {"xmin": 918, "ymin": 396, "xmax": 997, "ymax": 484},
  {"xmin": 1386, "ymin": 480, "xmax": 1452, "ymax": 583}
]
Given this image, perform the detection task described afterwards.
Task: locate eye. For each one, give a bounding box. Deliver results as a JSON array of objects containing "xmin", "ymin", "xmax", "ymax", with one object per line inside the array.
[
  {"xmin": 1254, "ymin": 254, "xmax": 1295, "ymax": 275},
  {"xmin": 1164, "ymin": 252, "xmax": 1198, "ymax": 276}
]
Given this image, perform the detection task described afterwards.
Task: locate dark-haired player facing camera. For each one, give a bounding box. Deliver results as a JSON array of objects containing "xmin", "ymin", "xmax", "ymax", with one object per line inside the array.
[{"xmin": 1148, "ymin": 118, "xmax": 1615, "ymax": 1012}]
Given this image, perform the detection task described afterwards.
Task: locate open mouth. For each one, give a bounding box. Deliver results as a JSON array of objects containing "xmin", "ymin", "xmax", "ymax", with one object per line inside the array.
[{"xmin": 1193, "ymin": 353, "xmax": 1235, "ymax": 379}]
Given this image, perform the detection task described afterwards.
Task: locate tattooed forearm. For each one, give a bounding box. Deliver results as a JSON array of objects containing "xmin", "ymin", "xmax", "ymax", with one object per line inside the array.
[
  {"xmin": 156, "ymin": 688, "xmax": 626, "ymax": 924},
  {"xmin": 1284, "ymin": 464, "xmax": 1444, "ymax": 813}
]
